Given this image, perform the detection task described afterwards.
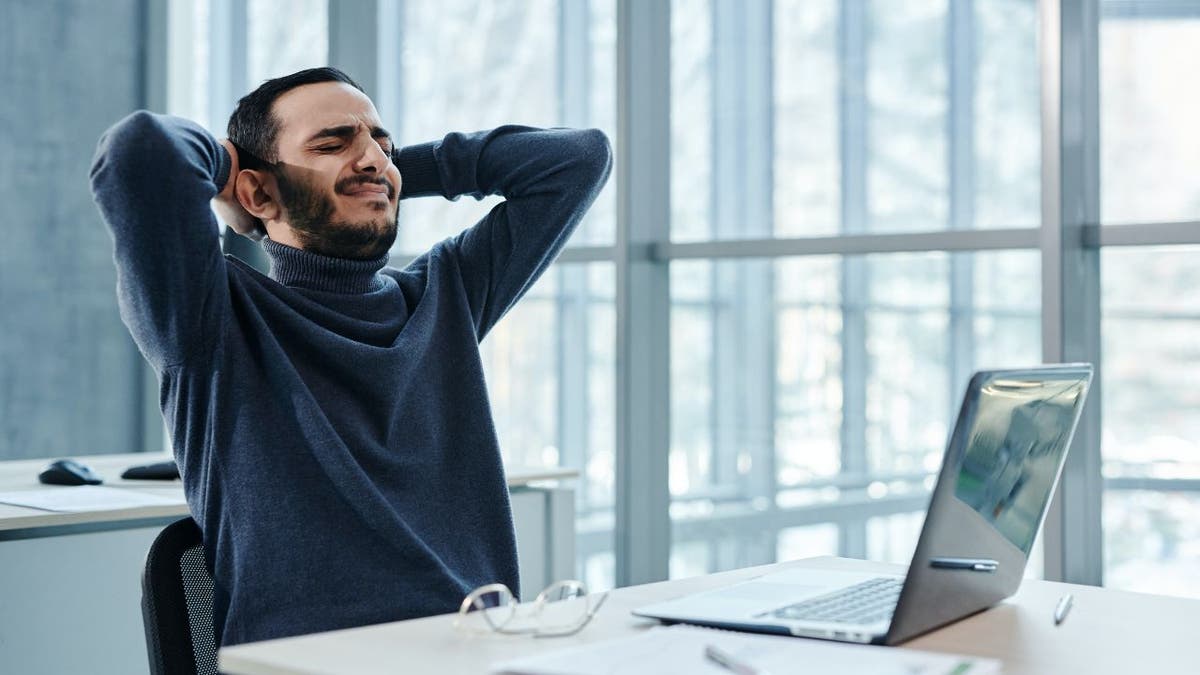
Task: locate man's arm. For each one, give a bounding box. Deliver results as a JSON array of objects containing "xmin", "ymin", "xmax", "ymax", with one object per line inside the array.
[
  {"xmin": 392, "ymin": 126, "xmax": 613, "ymax": 339},
  {"xmin": 90, "ymin": 111, "xmax": 232, "ymax": 370}
]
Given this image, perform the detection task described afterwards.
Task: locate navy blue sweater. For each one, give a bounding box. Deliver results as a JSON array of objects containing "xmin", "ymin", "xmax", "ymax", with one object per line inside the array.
[{"xmin": 90, "ymin": 111, "xmax": 611, "ymax": 646}]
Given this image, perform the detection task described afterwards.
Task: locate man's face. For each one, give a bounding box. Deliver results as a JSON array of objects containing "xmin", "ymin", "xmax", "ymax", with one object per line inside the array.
[{"xmin": 268, "ymin": 82, "xmax": 402, "ymax": 260}]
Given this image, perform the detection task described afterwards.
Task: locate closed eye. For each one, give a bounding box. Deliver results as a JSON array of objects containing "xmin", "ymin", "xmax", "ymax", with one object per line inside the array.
[{"xmin": 314, "ymin": 141, "xmax": 390, "ymax": 154}]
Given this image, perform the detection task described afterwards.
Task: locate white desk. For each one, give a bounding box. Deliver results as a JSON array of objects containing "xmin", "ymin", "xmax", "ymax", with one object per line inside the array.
[
  {"xmin": 0, "ymin": 452, "xmax": 576, "ymax": 675},
  {"xmin": 0, "ymin": 452, "xmax": 576, "ymax": 535},
  {"xmin": 220, "ymin": 555, "xmax": 1200, "ymax": 675}
]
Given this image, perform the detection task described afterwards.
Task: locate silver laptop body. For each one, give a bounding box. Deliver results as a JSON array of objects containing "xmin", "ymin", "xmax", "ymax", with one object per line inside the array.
[{"xmin": 633, "ymin": 365, "xmax": 1093, "ymax": 645}]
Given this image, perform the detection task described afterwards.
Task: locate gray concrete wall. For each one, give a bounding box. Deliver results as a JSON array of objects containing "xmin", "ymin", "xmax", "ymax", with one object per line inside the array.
[{"xmin": 0, "ymin": 0, "xmax": 146, "ymax": 460}]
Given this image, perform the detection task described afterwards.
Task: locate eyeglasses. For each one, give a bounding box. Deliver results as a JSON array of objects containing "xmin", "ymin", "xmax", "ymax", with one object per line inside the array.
[{"xmin": 454, "ymin": 580, "xmax": 609, "ymax": 638}]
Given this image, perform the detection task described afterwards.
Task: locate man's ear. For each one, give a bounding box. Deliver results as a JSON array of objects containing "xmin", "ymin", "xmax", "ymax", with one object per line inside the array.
[{"xmin": 234, "ymin": 169, "xmax": 281, "ymax": 222}]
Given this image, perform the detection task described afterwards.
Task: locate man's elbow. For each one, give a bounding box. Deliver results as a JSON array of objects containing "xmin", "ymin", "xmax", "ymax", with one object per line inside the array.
[
  {"xmin": 575, "ymin": 128, "xmax": 614, "ymax": 186},
  {"xmin": 90, "ymin": 110, "xmax": 173, "ymax": 189}
]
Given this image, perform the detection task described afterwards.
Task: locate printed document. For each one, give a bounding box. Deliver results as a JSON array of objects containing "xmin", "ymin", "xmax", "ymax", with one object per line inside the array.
[
  {"xmin": 0, "ymin": 486, "xmax": 186, "ymax": 512},
  {"xmin": 492, "ymin": 624, "xmax": 1000, "ymax": 675}
]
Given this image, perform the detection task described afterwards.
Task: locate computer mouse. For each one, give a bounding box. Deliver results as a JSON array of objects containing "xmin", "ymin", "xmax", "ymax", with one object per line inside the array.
[
  {"xmin": 121, "ymin": 460, "xmax": 180, "ymax": 481},
  {"xmin": 38, "ymin": 459, "xmax": 103, "ymax": 486}
]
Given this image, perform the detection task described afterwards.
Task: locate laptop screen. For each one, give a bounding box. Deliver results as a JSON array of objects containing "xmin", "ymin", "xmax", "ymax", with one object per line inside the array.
[{"xmin": 951, "ymin": 373, "xmax": 1089, "ymax": 554}]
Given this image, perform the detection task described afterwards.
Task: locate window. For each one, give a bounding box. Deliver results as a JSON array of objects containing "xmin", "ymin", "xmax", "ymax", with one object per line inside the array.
[
  {"xmin": 666, "ymin": 0, "xmax": 1041, "ymax": 578},
  {"xmin": 122, "ymin": 0, "xmax": 1200, "ymax": 598}
]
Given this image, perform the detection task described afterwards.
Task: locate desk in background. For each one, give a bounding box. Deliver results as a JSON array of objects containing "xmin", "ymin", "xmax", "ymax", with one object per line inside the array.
[
  {"xmin": 220, "ymin": 555, "xmax": 1200, "ymax": 675},
  {"xmin": 0, "ymin": 452, "xmax": 576, "ymax": 675}
]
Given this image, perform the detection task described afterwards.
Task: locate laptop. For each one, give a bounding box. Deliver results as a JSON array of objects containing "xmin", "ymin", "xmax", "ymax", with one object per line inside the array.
[{"xmin": 634, "ymin": 364, "xmax": 1093, "ymax": 645}]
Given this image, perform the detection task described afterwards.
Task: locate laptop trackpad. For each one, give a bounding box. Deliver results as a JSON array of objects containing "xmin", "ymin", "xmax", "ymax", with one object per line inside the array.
[{"xmin": 711, "ymin": 581, "xmax": 826, "ymax": 605}]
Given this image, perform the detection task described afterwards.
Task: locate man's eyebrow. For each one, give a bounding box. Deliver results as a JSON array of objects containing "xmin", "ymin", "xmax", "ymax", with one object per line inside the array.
[{"xmin": 305, "ymin": 125, "xmax": 393, "ymax": 144}]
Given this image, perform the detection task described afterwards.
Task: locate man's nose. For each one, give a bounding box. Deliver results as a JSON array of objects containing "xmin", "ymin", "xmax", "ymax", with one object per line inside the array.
[{"xmin": 353, "ymin": 137, "xmax": 389, "ymax": 174}]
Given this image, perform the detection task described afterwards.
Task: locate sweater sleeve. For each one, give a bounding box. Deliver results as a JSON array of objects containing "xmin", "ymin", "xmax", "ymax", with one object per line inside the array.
[
  {"xmin": 90, "ymin": 111, "xmax": 229, "ymax": 370},
  {"xmin": 392, "ymin": 126, "xmax": 613, "ymax": 340}
]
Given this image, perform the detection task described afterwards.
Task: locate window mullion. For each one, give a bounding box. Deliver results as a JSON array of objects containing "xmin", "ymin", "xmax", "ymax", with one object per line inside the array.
[
  {"xmin": 1039, "ymin": 0, "xmax": 1104, "ymax": 585},
  {"xmin": 615, "ymin": 0, "xmax": 672, "ymax": 587},
  {"xmin": 328, "ymin": 0, "xmax": 380, "ymax": 98},
  {"xmin": 948, "ymin": 0, "xmax": 977, "ymax": 414},
  {"xmin": 556, "ymin": 0, "xmax": 593, "ymax": 501},
  {"xmin": 838, "ymin": 0, "xmax": 869, "ymax": 560}
]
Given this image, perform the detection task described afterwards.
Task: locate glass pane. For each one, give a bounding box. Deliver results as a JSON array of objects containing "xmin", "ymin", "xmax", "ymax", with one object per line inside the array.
[
  {"xmin": 1102, "ymin": 247, "xmax": 1200, "ymax": 478},
  {"xmin": 1101, "ymin": 14, "xmax": 1200, "ymax": 223},
  {"xmin": 865, "ymin": 254, "xmax": 950, "ymax": 476},
  {"xmin": 1105, "ymin": 491, "xmax": 1200, "ymax": 599},
  {"xmin": 774, "ymin": 0, "xmax": 839, "ymax": 237},
  {"xmin": 776, "ymin": 257, "xmax": 842, "ymax": 486},
  {"xmin": 669, "ymin": 253, "xmax": 1040, "ymax": 577},
  {"xmin": 670, "ymin": 0, "xmax": 713, "ymax": 242},
  {"xmin": 168, "ymin": 0, "xmax": 328, "ymax": 129},
  {"xmin": 866, "ymin": 251, "xmax": 1041, "ymax": 475},
  {"xmin": 866, "ymin": 512, "xmax": 924, "ymax": 565},
  {"xmin": 866, "ymin": 0, "xmax": 948, "ymax": 233},
  {"xmin": 167, "ymin": 0, "xmax": 211, "ymax": 128},
  {"xmin": 673, "ymin": 1, "xmax": 1040, "ymax": 241},
  {"xmin": 974, "ymin": 0, "xmax": 1040, "ymax": 229},
  {"xmin": 670, "ymin": 540, "xmax": 711, "ymax": 580},
  {"xmin": 777, "ymin": 524, "xmax": 840, "ymax": 561},
  {"xmin": 484, "ymin": 275, "xmax": 560, "ymax": 469},
  {"xmin": 579, "ymin": 0, "xmax": 618, "ymax": 246},
  {"xmin": 246, "ymin": 0, "xmax": 328, "ymax": 86},
  {"xmin": 972, "ymin": 251, "xmax": 1042, "ymax": 369},
  {"xmin": 669, "ymin": 261, "xmax": 715, "ymax": 498},
  {"xmin": 1102, "ymin": 247, "xmax": 1200, "ymax": 596},
  {"xmin": 583, "ymin": 550, "xmax": 615, "ymax": 592},
  {"xmin": 394, "ymin": 0, "xmax": 615, "ymax": 253},
  {"xmin": 481, "ymin": 262, "xmax": 616, "ymax": 590}
]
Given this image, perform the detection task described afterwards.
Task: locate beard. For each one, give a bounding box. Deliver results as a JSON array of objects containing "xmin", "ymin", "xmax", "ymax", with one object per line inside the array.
[{"xmin": 273, "ymin": 167, "xmax": 399, "ymax": 260}]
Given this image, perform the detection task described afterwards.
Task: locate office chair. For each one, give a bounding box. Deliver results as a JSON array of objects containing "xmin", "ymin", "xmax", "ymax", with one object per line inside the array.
[{"xmin": 142, "ymin": 517, "xmax": 219, "ymax": 675}]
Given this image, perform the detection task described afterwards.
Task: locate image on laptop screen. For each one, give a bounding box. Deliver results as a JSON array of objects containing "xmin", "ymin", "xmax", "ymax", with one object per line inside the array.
[{"xmin": 953, "ymin": 375, "xmax": 1088, "ymax": 554}]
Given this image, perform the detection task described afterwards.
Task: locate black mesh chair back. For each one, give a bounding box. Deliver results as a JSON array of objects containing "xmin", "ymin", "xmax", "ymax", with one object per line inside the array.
[{"xmin": 142, "ymin": 517, "xmax": 219, "ymax": 675}]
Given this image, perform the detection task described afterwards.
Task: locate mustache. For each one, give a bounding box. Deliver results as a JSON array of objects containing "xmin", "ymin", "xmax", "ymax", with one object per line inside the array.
[{"xmin": 335, "ymin": 175, "xmax": 395, "ymax": 199}]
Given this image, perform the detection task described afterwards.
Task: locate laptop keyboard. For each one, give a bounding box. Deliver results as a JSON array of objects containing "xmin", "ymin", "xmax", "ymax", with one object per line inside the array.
[{"xmin": 768, "ymin": 577, "xmax": 902, "ymax": 625}]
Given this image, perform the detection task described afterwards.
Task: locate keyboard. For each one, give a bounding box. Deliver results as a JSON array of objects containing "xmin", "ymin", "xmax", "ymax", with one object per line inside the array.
[{"xmin": 768, "ymin": 577, "xmax": 902, "ymax": 625}]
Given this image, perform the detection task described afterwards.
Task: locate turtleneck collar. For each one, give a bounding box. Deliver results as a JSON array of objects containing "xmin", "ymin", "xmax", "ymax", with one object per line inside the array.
[{"xmin": 262, "ymin": 238, "xmax": 389, "ymax": 294}]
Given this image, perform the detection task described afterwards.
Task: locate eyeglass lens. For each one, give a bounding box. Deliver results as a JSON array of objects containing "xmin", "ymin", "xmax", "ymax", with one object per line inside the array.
[
  {"xmin": 535, "ymin": 581, "xmax": 591, "ymax": 632},
  {"xmin": 461, "ymin": 587, "xmax": 516, "ymax": 632}
]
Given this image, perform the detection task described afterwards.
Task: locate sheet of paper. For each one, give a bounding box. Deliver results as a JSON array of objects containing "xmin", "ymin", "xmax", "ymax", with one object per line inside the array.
[
  {"xmin": 0, "ymin": 486, "xmax": 186, "ymax": 512},
  {"xmin": 492, "ymin": 624, "xmax": 1000, "ymax": 675}
]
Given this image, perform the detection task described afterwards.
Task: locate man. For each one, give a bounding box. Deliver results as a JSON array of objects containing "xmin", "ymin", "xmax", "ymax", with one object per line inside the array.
[{"xmin": 90, "ymin": 67, "xmax": 612, "ymax": 646}]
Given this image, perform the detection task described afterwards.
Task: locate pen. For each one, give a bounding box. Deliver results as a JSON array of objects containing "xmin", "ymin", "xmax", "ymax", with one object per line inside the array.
[
  {"xmin": 705, "ymin": 644, "xmax": 768, "ymax": 675},
  {"xmin": 1054, "ymin": 593, "xmax": 1073, "ymax": 625}
]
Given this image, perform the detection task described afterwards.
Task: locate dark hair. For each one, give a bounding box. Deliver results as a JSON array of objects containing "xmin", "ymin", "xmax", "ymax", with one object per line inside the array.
[{"xmin": 226, "ymin": 66, "xmax": 364, "ymax": 171}]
